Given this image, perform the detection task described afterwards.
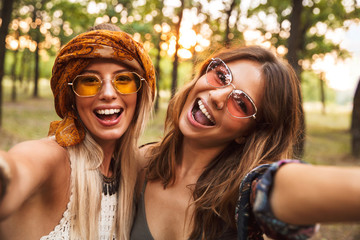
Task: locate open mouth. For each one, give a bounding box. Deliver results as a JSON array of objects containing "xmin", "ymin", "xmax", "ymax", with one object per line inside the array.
[
  {"xmin": 191, "ymin": 99, "xmax": 215, "ymax": 126},
  {"xmin": 95, "ymin": 108, "xmax": 123, "ymax": 121}
]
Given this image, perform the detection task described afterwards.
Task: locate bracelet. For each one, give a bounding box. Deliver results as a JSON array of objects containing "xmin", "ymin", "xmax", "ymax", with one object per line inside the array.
[{"xmin": 0, "ymin": 155, "xmax": 11, "ymax": 201}]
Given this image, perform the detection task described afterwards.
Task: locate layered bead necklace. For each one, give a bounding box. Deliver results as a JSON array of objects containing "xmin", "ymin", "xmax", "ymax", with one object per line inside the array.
[{"xmin": 102, "ymin": 158, "xmax": 119, "ymax": 196}]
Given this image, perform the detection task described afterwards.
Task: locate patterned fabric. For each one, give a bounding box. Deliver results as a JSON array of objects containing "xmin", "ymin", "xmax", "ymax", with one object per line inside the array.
[
  {"xmin": 236, "ymin": 160, "xmax": 316, "ymax": 240},
  {"xmin": 48, "ymin": 30, "xmax": 156, "ymax": 147},
  {"xmin": 40, "ymin": 193, "xmax": 72, "ymax": 240},
  {"xmin": 40, "ymin": 192, "xmax": 117, "ymax": 240}
]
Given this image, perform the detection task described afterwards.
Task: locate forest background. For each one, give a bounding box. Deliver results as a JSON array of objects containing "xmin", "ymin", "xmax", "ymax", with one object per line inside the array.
[{"xmin": 1, "ymin": 0, "xmax": 360, "ymax": 239}]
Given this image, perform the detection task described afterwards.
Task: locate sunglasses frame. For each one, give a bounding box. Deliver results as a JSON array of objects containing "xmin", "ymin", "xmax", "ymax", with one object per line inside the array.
[
  {"xmin": 206, "ymin": 58, "xmax": 257, "ymax": 120},
  {"xmin": 68, "ymin": 72, "xmax": 145, "ymax": 97}
]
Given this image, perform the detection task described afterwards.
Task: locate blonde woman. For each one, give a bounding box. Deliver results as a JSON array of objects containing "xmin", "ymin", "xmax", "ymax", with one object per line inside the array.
[{"xmin": 0, "ymin": 24, "xmax": 155, "ymax": 240}]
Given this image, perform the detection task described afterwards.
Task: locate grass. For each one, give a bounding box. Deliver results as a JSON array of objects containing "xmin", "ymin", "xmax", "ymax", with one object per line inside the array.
[
  {"xmin": 301, "ymin": 105, "xmax": 360, "ymax": 240},
  {"xmin": 1, "ymin": 94, "xmax": 356, "ymax": 164},
  {"xmin": 0, "ymin": 96, "xmax": 166, "ymax": 150},
  {"xmin": 303, "ymin": 103, "xmax": 357, "ymax": 166},
  {"xmin": 1, "ymin": 90, "xmax": 359, "ymax": 239},
  {"xmin": 1, "ymin": 97, "xmax": 57, "ymax": 150}
]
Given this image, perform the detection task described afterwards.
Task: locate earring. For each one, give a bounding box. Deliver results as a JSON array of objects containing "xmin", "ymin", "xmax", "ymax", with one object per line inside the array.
[{"xmin": 235, "ymin": 136, "xmax": 246, "ymax": 144}]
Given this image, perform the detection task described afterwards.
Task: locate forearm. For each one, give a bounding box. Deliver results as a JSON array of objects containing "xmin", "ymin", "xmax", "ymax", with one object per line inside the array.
[{"xmin": 270, "ymin": 163, "xmax": 360, "ymax": 225}]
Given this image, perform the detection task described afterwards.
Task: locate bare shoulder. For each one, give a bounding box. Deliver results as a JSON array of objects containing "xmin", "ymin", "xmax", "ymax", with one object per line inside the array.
[
  {"xmin": 136, "ymin": 143, "xmax": 157, "ymax": 197},
  {"xmin": 138, "ymin": 142, "xmax": 157, "ymax": 169},
  {"xmin": 6, "ymin": 137, "xmax": 69, "ymax": 183},
  {"xmin": 8, "ymin": 137, "xmax": 68, "ymax": 164}
]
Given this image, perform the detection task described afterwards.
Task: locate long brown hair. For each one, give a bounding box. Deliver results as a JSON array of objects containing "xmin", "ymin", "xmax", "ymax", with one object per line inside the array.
[{"xmin": 147, "ymin": 46, "xmax": 302, "ymax": 239}]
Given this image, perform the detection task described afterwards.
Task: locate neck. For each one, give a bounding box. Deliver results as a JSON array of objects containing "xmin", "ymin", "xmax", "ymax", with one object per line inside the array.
[
  {"xmin": 176, "ymin": 138, "xmax": 226, "ymax": 183},
  {"xmin": 99, "ymin": 141, "xmax": 117, "ymax": 177}
]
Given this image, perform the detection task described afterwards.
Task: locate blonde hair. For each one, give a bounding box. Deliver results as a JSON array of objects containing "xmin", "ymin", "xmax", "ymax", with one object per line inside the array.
[{"xmin": 67, "ymin": 81, "xmax": 153, "ymax": 240}]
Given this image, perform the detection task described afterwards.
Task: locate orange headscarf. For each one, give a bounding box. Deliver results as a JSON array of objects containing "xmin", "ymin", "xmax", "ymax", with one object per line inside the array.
[{"xmin": 48, "ymin": 30, "xmax": 155, "ymax": 147}]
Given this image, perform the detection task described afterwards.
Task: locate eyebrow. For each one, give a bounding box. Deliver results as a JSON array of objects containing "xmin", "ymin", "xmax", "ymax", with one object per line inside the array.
[
  {"xmin": 227, "ymin": 67, "xmax": 256, "ymax": 101},
  {"xmin": 226, "ymin": 62, "xmax": 234, "ymax": 80},
  {"xmin": 81, "ymin": 69, "xmax": 133, "ymax": 75}
]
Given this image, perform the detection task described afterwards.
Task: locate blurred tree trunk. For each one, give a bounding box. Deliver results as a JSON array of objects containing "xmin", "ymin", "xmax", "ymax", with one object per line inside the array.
[
  {"xmin": 154, "ymin": 0, "xmax": 164, "ymax": 113},
  {"xmin": 18, "ymin": 48, "xmax": 29, "ymax": 88},
  {"xmin": 11, "ymin": 30, "xmax": 19, "ymax": 102},
  {"xmin": 25, "ymin": 51, "xmax": 32, "ymax": 94},
  {"xmin": 319, "ymin": 72, "xmax": 326, "ymax": 115},
  {"xmin": 287, "ymin": 0, "xmax": 305, "ymax": 158},
  {"xmin": 33, "ymin": 32, "xmax": 40, "ymax": 98},
  {"xmin": 32, "ymin": 2, "xmax": 41, "ymax": 98},
  {"xmin": 287, "ymin": 0, "xmax": 303, "ymax": 77},
  {"xmin": 31, "ymin": 0, "xmax": 47, "ymax": 98},
  {"xmin": 171, "ymin": 0, "xmax": 184, "ymax": 98},
  {"xmin": 11, "ymin": 49, "xmax": 19, "ymax": 102},
  {"xmin": 190, "ymin": 41, "xmax": 197, "ymax": 76},
  {"xmin": 154, "ymin": 32, "xmax": 162, "ymax": 113},
  {"xmin": 0, "ymin": 0, "xmax": 15, "ymax": 128},
  {"xmin": 191, "ymin": 2, "xmax": 207, "ymax": 75},
  {"xmin": 224, "ymin": 0, "xmax": 236, "ymax": 48},
  {"xmin": 351, "ymin": 79, "xmax": 360, "ymax": 158}
]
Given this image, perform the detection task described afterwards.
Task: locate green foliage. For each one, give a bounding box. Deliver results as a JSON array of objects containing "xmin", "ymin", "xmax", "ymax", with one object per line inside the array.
[
  {"xmin": 301, "ymin": 70, "xmax": 336, "ymax": 103},
  {"xmin": 47, "ymin": 0, "xmax": 96, "ymax": 43},
  {"xmin": 248, "ymin": 0, "xmax": 353, "ymax": 60},
  {"xmin": 3, "ymin": 0, "xmax": 359, "ymax": 111},
  {"xmin": 156, "ymin": 57, "xmax": 194, "ymax": 91},
  {"xmin": 4, "ymin": 50, "xmax": 55, "ymax": 80},
  {"xmin": 121, "ymin": 22, "xmax": 153, "ymax": 36},
  {"xmin": 40, "ymin": 55, "xmax": 56, "ymax": 79},
  {"xmin": 159, "ymin": 57, "xmax": 173, "ymax": 90}
]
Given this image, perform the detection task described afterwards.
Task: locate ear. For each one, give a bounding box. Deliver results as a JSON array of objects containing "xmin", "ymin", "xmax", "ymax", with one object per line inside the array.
[{"xmin": 235, "ymin": 136, "xmax": 245, "ymax": 144}]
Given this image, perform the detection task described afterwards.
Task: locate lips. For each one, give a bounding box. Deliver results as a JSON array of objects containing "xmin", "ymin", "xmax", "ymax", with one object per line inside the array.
[
  {"xmin": 94, "ymin": 108, "xmax": 123, "ymax": 122},
  {"xmin": 191, "ymin": 99, "xmax": 215, "ymax": 126}
]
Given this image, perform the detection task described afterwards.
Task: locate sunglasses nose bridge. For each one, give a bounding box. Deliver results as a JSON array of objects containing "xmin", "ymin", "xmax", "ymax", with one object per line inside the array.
[
  {"xmin": 98, "ymin": 78, "xmax": 118, "ymax": 98},
  {"xmin": 209, "ymin": 85, "xmax": 233, "ymax": 110}
]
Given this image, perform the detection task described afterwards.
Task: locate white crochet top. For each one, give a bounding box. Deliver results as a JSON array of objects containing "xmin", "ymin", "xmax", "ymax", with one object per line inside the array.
[{"xmin": 40, "ymin": 191, "xmax": 118, "ymax": 240}]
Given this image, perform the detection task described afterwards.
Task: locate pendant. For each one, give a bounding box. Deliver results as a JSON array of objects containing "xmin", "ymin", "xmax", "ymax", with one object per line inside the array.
[{"xmin": 102, "ymin": 174, "xmax": 119, "ymax": 196}]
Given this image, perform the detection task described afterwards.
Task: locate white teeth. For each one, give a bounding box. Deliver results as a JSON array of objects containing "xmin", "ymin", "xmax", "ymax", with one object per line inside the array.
[
  {"xmin": 197, "ymin": 100, "xmax": 215, "ymax": 123},
  {"xmin": 96, "ymin": 109, "xmax": 121, "ymax": 115}
]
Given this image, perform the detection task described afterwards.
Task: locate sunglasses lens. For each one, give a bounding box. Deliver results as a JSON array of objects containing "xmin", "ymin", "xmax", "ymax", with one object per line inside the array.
[
  {"xmin": 73, "ymin": 75, "xmax": 101, "ymax": 96},
  {"xmin": 227, "ymin": 90, "xmax": 256, "ymax": 118},
  {"xmin": 206, "ymin": 59, "xmax": 232, "ymax": 87},
  {"xmin": 114, "ymin": 72, "xmax": 142, "ymax": 94}
]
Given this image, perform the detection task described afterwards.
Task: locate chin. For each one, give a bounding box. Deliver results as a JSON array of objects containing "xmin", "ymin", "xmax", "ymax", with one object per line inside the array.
[{"xmin": 92, "ymin": 130, "xmax": 127, "ymax": 143}]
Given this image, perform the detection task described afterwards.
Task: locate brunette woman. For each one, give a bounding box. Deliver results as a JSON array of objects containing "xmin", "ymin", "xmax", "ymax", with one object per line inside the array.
[{"xmin": 131, "ymin": 46, "xmax": 360, "ymax": 240}]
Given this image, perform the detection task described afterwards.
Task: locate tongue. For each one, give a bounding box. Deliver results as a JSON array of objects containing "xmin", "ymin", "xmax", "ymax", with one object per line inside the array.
[
  {"xmin": 194, "ymin": 109, "xmax": 213, "ymax": 126},
  {"xmin": 98, "ymin": 114, "xmax": 118, "ymax": 121}
]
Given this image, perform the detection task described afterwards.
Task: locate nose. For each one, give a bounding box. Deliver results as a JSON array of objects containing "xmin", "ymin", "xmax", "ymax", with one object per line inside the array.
[
  {"xmin": 209, "ymin": 85, "xmax": 234, "ymax": 110},
  {"xmin": 99, "ymin": 79, "xmax": 117, "ymax": 100}
]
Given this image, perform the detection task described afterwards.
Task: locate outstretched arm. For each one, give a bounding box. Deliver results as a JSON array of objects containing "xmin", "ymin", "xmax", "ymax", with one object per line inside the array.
[
  {"xmin": 270, "ymin": 163, "xmax": 360, "ymax": 225},
  {"xmin": 0, "ymin": 138, "xmax": 68, "ymax": 220}
]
